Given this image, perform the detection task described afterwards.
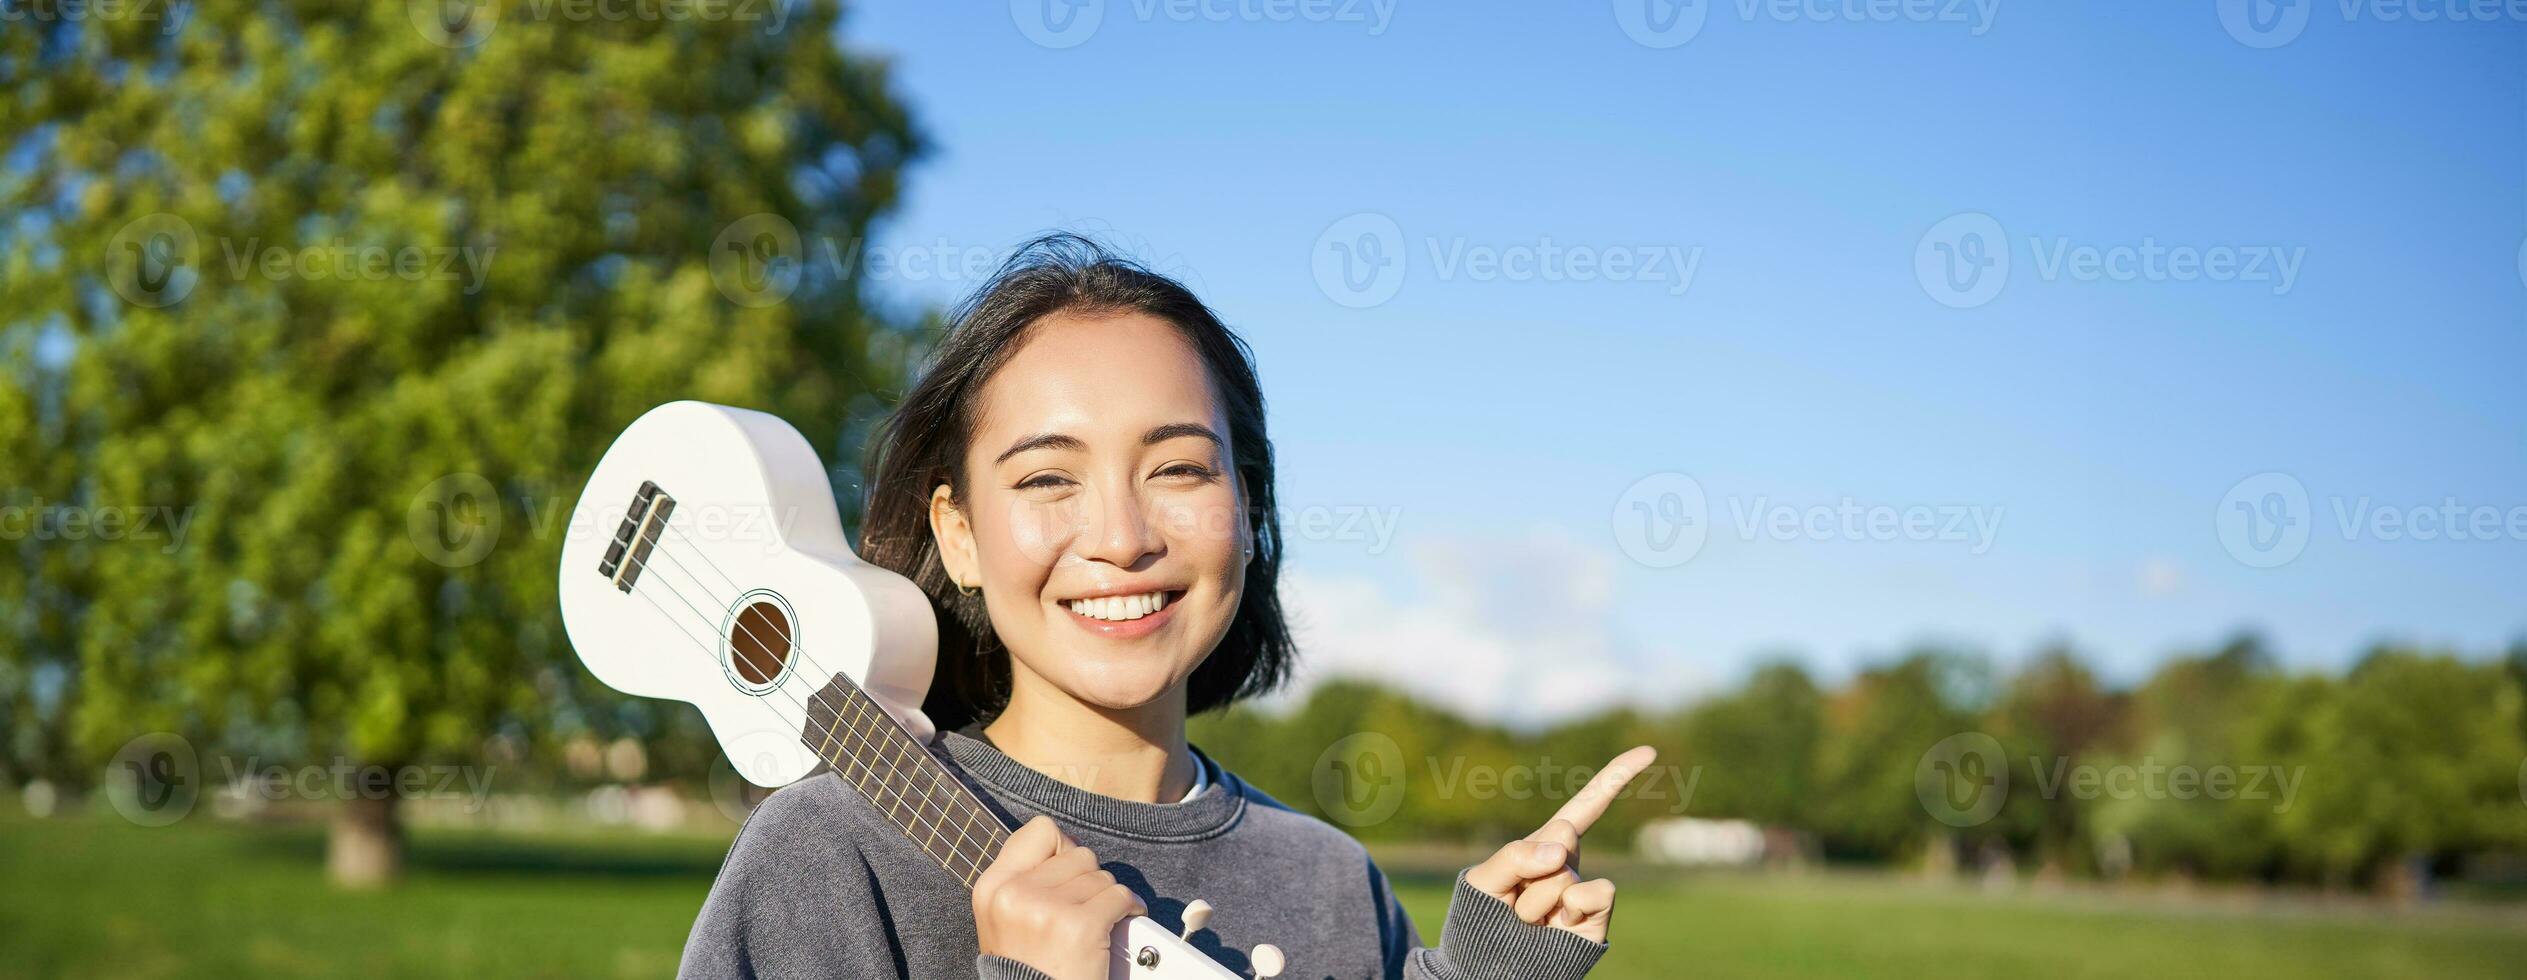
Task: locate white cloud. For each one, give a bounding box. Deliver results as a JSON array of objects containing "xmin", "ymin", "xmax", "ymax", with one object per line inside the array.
[{"xmin": 1272, "ymin": 528, "xmax": 1710, "ymax": 726}]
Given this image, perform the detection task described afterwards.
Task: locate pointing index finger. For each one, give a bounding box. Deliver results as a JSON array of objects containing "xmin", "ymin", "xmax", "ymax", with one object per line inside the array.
[{"xmin": 1544, "ymin": 745, "xmax": 1658, "ymax": 837}]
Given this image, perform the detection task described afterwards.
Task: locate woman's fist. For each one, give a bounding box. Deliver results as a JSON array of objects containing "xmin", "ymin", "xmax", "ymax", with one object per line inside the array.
[
  {"xmin": 972, "ymin": 815, "xmax": 1147, "ymax": 980},
  {"xmin": 1463, "ymin": 745, "xmax": 1655, "ymax": 944}
]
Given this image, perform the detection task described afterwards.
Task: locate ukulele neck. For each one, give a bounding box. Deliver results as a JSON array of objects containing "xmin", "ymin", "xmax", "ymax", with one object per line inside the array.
[{"xmin": 797, "ymin": 673, "xmax": 1011, "ymax": 887}]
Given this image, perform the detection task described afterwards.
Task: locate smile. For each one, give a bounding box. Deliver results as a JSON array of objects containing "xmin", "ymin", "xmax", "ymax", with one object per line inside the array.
[
  {"xmin": 1063, "ymin": 590, "xmax": 1175, "ymax": 622},
  {"xmin": 1060, "ymin": 589, "xmax": 1182, "ymax": 639}
]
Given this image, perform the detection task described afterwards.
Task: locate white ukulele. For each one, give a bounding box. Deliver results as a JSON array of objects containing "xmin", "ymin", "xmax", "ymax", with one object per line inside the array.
[{"xmin": 555, "ymin": 400, "xmax": 1282, "ymax": 980}]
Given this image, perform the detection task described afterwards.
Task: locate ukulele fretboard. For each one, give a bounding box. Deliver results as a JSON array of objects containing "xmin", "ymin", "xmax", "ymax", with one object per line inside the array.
[{"xmin": 798, "ymin": 674, "xmax": 1010, "ymax": 887}]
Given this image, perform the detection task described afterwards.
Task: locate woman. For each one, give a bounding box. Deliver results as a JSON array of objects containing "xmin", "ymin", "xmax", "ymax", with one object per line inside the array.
[{"xmin": 681, "ymin": 235, "xmax": 1652, "ymax": 980}]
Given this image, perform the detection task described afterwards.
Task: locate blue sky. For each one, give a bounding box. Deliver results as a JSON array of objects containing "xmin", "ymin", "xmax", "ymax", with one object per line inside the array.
[{"xmin": 836, "ymin": 1, "xmax": 2527, "ymax": 720}]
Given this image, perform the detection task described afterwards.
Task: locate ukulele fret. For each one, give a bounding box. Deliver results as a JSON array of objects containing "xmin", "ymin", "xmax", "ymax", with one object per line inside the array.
[{"xmin": 800, "ymin": 673, "xmax": 1006, "ymax": 886}]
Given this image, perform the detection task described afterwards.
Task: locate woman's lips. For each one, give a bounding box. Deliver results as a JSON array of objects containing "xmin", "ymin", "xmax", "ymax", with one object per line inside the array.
[{"xmin": 1060, "ymin": 590, "xmax": 1180, "ymax": 639}]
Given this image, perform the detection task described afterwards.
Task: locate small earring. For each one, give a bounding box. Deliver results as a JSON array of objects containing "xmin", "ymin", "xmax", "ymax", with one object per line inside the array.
[{"xmin": 955, "ymin": 579, "xmax": 979, "ymax": 598}]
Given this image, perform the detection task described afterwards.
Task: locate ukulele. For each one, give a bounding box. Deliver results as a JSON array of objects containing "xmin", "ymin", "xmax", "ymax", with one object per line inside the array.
[{"xmin": 555, "ymin": 400, "xmax": 1280, "ymax": 980}]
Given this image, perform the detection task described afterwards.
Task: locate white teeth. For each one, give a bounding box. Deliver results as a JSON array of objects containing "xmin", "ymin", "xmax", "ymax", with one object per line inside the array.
[{"xmin": 1067, "ymin": 591, "xmax": 1169, "ymax": 622}]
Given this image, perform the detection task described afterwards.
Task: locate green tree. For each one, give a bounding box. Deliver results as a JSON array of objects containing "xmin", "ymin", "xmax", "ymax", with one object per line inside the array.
[
  {"xmin": 1677, "ymin": 659, "xmax": 1821, "ymax": 828},
  {"xmin": 2, "ymin": 1, "xmax": 921, "ymax": 885},
  {"xmin": 2089, "ymin": 634, "xmax": 2286, "ymax": 881},
  {"xmin": 2259, "ymin": 648, "xmax": 2527, "ymax": 896},
  {"xmin": 1991, "ymin": 645, "xmax": 2125, "ymax": 878},
  {"xmin": 1813, "ymin": 650, "xmax": 1991, "ymax": 865}
]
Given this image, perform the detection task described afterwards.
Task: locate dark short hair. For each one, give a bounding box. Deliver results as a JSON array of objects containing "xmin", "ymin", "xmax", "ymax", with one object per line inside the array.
[{"xmin": 857, "ymin": 234, "xmax": 1293, "ymax": 731}]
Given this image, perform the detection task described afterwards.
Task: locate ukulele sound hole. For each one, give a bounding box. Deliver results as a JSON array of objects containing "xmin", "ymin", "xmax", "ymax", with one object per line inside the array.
[{"xmin": 725, "ymin": 597, "xmax": 794, "ymax": 689}]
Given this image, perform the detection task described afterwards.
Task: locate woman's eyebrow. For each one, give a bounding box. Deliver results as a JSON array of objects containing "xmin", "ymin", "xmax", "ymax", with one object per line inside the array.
[
  {"xmin": 1144, "ymin": 422, "xmax": 1221, "ymax": 448},
  {"xmin": 995, "ymin": 423, "xmax": 1219, "ymax": 465},
  {"xmin": 995, "ymin": 432, "xmax": 1085, "ymax": 464}
]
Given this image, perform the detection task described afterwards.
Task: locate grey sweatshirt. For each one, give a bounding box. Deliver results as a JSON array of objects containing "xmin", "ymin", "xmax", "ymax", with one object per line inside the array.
[{"xmin": 679, "ymin": 729, "xmax": 1609, "ymax": 980}]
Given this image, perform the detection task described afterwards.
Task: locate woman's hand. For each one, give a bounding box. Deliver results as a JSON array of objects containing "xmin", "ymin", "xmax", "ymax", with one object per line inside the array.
[
  {"xmin": 972, "ymin": 814, "xmax": 1147, "ymax": 980},
  {"xmin": 1463, "ymin": 745, "xmax": 1657, "ymax": 944}
]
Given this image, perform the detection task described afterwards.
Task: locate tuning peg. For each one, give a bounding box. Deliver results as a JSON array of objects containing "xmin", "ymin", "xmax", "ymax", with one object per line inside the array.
[
  {"xmin": 1251, "ymin": 944, "xmax": 1284, "ymax": 978},
  {"xmin": 1178, "ymin": 899, "xmax": 1213, "ymax": 941}
]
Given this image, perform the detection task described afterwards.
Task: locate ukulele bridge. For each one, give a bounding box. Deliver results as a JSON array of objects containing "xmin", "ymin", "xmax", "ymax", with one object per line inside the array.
[{"xmin": 599, "ymin": 480, "xmax": 676, "ymax": 592}]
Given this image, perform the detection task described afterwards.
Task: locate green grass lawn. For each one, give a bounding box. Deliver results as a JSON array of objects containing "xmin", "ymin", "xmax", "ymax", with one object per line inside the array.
[{"xmin": 4, "ymin": 811, "xmax": 2524, "ymax": 978}]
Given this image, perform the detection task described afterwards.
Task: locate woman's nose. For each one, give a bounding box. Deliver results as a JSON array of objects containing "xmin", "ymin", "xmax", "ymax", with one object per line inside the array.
[{"xmin": 1078, "ymin": 484, "xmax": 1161, "ymax": 568}]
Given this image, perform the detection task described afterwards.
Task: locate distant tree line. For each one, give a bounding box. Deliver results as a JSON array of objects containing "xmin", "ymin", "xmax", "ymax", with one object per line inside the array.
[{"xmin": 1192, "ymin": 636, "xmax": 2527, "ymax": 897}]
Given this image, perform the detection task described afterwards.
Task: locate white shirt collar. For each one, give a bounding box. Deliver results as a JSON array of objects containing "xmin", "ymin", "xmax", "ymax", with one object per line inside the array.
[{"xmin": 1177, "ymin": 752, "xmax": 1209, "ymax": 803}]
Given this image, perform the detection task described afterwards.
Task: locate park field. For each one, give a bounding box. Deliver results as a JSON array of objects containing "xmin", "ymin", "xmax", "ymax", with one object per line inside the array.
[{"xmin": 3, "ymin": 811, "xmax": 2524, "ymax": 979}]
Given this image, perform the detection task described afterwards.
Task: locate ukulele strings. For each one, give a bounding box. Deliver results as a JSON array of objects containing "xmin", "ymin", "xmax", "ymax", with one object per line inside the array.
[
  {"xmin": 617, "ymin": 532, "xmax": 1003, "ymax": 881},
  {"xmin": 608, "ymin": 518, "xmax": 1004, "ymax": 878}
]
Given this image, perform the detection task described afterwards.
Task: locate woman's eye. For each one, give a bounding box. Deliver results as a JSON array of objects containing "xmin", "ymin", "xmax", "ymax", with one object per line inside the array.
[
  {"xmin": 1016, "ymin": 473, "xmax": 1075, "ymax": 491},
  {"xmin": 1155, "ymin": 463, "xmax": 1217, "ymax": 481}
]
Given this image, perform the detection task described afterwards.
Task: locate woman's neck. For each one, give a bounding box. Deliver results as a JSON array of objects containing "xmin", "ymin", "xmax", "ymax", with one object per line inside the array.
[{"xmin": 982, "ymin": 668, "xmax": 1196, "ymax": 804}]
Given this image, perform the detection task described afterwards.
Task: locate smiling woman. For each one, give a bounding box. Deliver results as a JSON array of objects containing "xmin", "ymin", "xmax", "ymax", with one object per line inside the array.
[
  {"xmin": 856, "ymin": 236, "xmax": 1296, "ymax": 741},
  {"xmin": 677, "ymin": 234, "xmax": 1653, "ymax": 980}
]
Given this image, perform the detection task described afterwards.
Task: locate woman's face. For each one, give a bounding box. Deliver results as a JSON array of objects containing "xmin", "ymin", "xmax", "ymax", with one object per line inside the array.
[{"xmin": 933, "ymin": 310, "xmax": 1247, "ymax": 714}]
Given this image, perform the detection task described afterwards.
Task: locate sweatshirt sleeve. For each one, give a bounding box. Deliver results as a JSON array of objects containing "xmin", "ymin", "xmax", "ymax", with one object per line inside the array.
[
  {"xmin": 678, "ymin": 786, "xmax": 906, "ymax": 980},
  {"xmin": 1372, "ymin": 862, "xmax": 1610, "ymax": 980},
  {"xmin": 976, "ymin": 954, "xmax": 1054, "ymax": 979}
]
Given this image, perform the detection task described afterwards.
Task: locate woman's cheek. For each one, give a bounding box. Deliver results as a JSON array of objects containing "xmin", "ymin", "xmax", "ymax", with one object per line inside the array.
[
  {"xmin": 1155, "ymin": 496, "xmax": 1241, "ymax": 556},
  {"xmin": 998, "ymin": 495, "xmax": 1082, "ymax": 571}
]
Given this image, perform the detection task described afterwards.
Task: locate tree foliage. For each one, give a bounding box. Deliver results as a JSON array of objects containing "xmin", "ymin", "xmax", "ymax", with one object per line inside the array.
[{"xmin": 1, "ymin": 1, "xmax": 922, "ymax": 859}]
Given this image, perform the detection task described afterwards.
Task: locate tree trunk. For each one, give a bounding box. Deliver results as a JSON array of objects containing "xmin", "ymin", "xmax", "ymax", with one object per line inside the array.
[
  {"xmin": 328, "ymin": 793, "xmax": 404, "ymax": 889},
  {"xmin": 2377, "ymin": 853, "xmax": 2430, "ymax": 905}
]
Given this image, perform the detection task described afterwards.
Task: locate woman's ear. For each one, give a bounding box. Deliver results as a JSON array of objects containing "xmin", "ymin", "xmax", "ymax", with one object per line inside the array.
[{"xmin": 929, "ymin": 482, "xmax": 979, "ymax": 590}]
